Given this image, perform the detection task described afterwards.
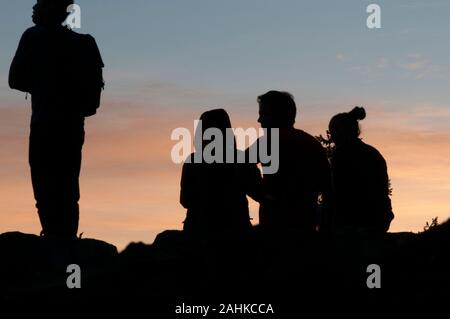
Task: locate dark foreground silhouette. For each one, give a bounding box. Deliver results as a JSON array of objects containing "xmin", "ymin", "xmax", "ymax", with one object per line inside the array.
[
  {"xmin": 251, "ymin": 91, "xmax": 333, "ymax": 232},
  {"xmin": 1, "ymin": 220, "xmax": 449, "ymax": 313},
  {"xmin": 181, "ymin": 109, "xmax": 261, "ymax": 237},
  {"xmin": 9, "ymin": 0, "xmax": 104, "ymax": 238},
  {"xmin": 329, "ymin": 107, "xmax": 394, "ymax": 233}
]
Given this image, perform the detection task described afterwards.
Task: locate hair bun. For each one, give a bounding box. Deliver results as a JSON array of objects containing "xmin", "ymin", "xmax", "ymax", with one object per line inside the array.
[{"xmin": 349, "ymin": 106, "xmax": 366, "ymax": 121}]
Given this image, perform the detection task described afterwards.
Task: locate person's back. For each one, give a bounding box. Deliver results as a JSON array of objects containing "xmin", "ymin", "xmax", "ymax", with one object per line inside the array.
[
  {"xmin": 180, "ymin": 109, "xmax": 262, "ymax": 237},
  {"xmin": 329, "ymin": 107, "xmax": 394, "ymax": 233},
  {"xmin": 332, "ymin": 140, "xmax": 392, "ymax": 231},
  {"xmin": 181, "ymin": 151, "xmax": 260, "ymax": 235},
  {"xmin": 252, "ymin": 91, "xmax": 332, "ymax": 232},
  {"xmin": 10, "ymin": 25, "xmax": 104, "ymax": 123},
  {"xmin": 260, "ymin": 127, "xmax": 329, "ymax": 230}
]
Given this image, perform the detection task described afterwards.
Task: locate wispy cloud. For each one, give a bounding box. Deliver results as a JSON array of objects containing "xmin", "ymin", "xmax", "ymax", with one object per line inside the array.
[
  {"xmin": 400, "ymin": 60, "xmax": 430, "ymax": 71},
  {"xmin": 350, "ymin": 57, "xmax": 390, "ymax": 76},
  {"xmin": 336, "ymin": 53, "xmax": 345, "ymax": 62},
  {"xmin": 349, "ymin": 54, "xmax": 447, "ymax": 80},
  {"xmin": 399, "ymin": 54, "xmax": 447, "ymax": 79}
]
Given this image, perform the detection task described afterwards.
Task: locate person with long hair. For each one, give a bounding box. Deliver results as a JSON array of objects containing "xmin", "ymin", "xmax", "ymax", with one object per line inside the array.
[{"xmin": 180, "ymin": 109, "xmax": 262, "ymax": 237}]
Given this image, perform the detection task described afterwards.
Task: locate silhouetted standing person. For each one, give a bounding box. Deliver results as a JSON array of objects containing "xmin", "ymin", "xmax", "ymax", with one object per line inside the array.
[
  {"xmin": 180, "ymin": 109, "xmax": 262, "ymax": 237},
  {"xmin": 329, "ymin": 107, "xmax": 394, "ymax": 233},
  {"xmin": 250, "ymin": 91, "xmax": 332, "ymax": 232},
  {"xmin": 9, "ymin": 0, "xmax": 104, "ymax": 238}
]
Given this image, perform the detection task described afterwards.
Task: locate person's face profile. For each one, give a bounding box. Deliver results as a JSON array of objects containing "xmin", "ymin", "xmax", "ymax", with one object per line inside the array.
[
  {"xmin": 258, "ymin": 103, "xmax": 272, "ymax": 128},
  {"xmin": 32, "ymin": 1, "xmax": 41, "ymax": 24}
]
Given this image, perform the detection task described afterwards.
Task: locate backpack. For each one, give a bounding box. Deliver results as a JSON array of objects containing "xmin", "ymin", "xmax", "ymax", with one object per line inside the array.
[{"xmin": 70, "ymin": 33, "xmax": 105, "ymax": 117}]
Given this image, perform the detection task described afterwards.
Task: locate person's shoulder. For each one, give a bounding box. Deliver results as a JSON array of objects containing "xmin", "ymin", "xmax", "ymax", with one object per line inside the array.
[
  {"xmin": 296, "ymin": 129, "xmax": 317, "ymax": 140},
  {"xmin": 80, "ymin": 33, "xmax": 97, "ymax": 43},
  {"xmin": 22, "ymin": 26, "xmax": 38, "ymax": 34},
  {"xmin": 295, "ymin": 129, "xmax": 323, "ymax": 148},
  {"xmin": 68, "ymin": 31, "xmax": 104, "ymax": 65},
  {"xmin": 360, "ymin": 140, "xmax": 381, "ymax": 154},
  {"xmin": 21, "ymin": 26, "xmax": 44, "ymax": 39},
  {"xmin": 17, "ymin": 26, "xmax": 51, "ymax": 48},
  {"xmin": 67, "ymin": 30, "xmax": 96, "ymax": 42},
  {"xmin": 360, "ymin": 141, "xmax": 386, "ymax": 162}
]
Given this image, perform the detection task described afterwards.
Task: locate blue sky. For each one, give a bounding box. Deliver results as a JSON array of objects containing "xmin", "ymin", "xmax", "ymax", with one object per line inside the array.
[{"xmin": 2, "ymin": 0, "xmax": 450, "ymax": 110}]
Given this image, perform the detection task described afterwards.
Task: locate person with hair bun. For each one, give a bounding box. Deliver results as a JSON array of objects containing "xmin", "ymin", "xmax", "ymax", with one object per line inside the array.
[{"xmin": 329, "ymin": 107, "xmax": 394, "ymax": 234}]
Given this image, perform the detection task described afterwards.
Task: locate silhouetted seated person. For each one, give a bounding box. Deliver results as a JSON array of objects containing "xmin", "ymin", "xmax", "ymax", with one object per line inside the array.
[
  {"xmin": 9, "ymin": 0, "xmax": 104, "ymax": 238},
  {"xmin": 180, "ymin": 109, "xmax": 262, "ymax": 238},
  {"xmin": 329, "ymin": 107, "xmax": 394, "ymax": 234},
  {"xmin": 249, "ymin": 91, "xmax": 332, "ymax": 233}
]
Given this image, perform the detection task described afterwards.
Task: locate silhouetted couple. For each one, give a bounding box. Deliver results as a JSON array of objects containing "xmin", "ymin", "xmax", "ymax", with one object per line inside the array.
[
  {"xmin": 9, "ymin": 0, "xmax": 104, "ymax": 238},
  {"xmin": 181, "ymin": 92, "xmax": 394, "ymax": 237}
]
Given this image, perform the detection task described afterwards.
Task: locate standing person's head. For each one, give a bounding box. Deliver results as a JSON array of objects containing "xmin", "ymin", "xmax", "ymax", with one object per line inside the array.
[
  {"xmin": 257, "ymin": 91, "xmax": 297, "ymax": 128},
  {"xmin": 32, "ymin": 0, "xmax": 73, "ymax": 26},
  {"xmin": 329, "ymin": 107, "xmax": 366, "ymax": 146}
]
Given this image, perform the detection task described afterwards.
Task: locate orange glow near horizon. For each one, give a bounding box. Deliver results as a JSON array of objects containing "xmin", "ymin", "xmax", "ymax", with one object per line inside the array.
[{"xmin": 0, "ymin": 101, "xmax": 449, "ymax": 250}]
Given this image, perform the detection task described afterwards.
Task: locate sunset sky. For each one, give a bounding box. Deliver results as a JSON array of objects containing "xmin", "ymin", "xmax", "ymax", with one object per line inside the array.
[{"xmin": 1, "ymin": 0, "xmax": 449, "ymax": 249}]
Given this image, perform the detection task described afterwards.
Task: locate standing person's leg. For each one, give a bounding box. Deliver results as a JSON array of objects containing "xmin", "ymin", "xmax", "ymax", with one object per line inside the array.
[
  {"xmin": 56, "ymin": 121, "xmax": 85, "ymax": 238},
  {"xmin": 29, "ymin": 124, "xmax": 56, "ymax": 236},
  {"xmin": 29, "ymin": 125, "xmax": 51, "ymax": 234},
  {"xmin": 29, "ymin": 121, "xmax": 84, "ymax": 238}
]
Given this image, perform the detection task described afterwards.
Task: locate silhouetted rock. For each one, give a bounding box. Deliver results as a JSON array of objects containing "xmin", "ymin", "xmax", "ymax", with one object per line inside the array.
[
  {"xmin": 1, "ymin": 220, "xmax": 448, "ymax": 310},
  {"xmin": 0, "ymin": 232, "xmax": 117, "ymax": 300}
]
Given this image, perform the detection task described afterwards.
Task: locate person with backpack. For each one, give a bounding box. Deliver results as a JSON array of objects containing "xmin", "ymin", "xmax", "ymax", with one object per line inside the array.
[{"xmin": 9, "ymin": 0, "xmax": 104, "ymax": 238}]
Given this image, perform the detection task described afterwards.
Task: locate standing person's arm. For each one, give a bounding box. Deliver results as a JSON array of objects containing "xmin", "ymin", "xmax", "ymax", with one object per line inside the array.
[{"xmin": 9, "ymin": 30, "xmax": 33, "ymax": 93}]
